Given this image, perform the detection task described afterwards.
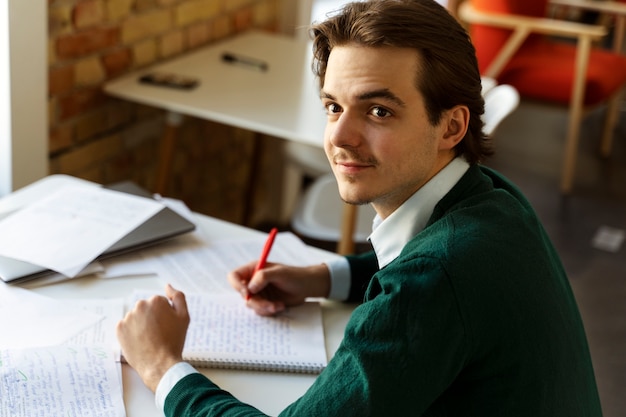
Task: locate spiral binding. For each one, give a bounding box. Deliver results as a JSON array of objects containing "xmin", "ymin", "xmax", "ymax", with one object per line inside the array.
[{"xmin": 185, "ymin": 357, "xmax": 326, "ymax": 374}]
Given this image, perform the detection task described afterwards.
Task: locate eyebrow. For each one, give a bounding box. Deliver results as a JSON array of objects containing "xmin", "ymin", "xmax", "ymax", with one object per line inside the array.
[{"xmin": 320, "ymin": 88, "xmax": 406, "ymax": 107}]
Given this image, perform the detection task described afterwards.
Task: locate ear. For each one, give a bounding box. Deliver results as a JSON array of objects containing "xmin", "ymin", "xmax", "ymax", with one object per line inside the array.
[{"xmin": 439, "ymin": 105, "xmax": 469, "ymax": 151}]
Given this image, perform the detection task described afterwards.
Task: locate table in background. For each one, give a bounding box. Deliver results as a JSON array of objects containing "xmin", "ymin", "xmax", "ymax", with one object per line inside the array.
[
  {"xmin": 104, "ymin": 31, "xmax": 327, "ymax": 225},
  {"xmin": 0, "ymin": 175, "xmax": 353, "ymax": 417}
]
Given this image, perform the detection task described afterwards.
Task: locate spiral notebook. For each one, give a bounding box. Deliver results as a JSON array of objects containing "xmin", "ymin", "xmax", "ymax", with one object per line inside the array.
[{"xmin": 134, "ymin": 292, "xmax": 328, "ymax": 374}]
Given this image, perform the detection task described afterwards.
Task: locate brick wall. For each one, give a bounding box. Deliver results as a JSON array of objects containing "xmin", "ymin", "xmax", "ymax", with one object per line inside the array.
[{"xmin": 48, "ymin": 0, "xmax": 283, "ymax": 226}]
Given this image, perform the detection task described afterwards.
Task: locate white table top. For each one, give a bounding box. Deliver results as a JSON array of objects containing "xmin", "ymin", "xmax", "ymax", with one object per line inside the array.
[
  {"xmin": 0, "ymin": 175, "xmax": 353, "ymax": 416},
  {"xmin": 104, "ymin": 30, "xmax": 327, "ymax": 148}
]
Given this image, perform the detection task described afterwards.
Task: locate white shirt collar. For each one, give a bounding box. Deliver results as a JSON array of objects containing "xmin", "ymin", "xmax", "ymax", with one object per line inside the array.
[{"xmin": 369, "ymin": 157, "xmax": 470, "ymax": 268}]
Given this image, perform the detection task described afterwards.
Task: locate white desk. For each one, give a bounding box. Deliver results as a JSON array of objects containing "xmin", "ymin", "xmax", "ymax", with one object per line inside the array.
[
  {"xmin": 105, "ymin": 31, "xmax": 325, "ymax": 148},
  {"xmin": 104, "ymin": 30, "xmax": 326, "ymax": 196},
  {"xmin": 0, "ymin": 175, "xmax": 353, "ymax": 417}
]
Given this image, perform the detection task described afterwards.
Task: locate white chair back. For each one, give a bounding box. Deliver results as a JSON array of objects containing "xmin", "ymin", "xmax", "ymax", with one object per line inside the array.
[{"xmin": 483, "ymin": 84, "xmax": 520, "ymax": 136}]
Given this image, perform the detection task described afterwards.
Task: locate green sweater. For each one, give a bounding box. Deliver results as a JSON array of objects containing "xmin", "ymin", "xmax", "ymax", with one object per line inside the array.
[{"xmin": 165, "ymin": 165, "xmax": 602, "ymax": 416}]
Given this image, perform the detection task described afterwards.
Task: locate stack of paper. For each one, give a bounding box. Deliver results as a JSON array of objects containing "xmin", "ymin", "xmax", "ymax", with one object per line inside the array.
[{"xmin": 0, "ymin": 185, "xmax": 163, "ymax": 278}]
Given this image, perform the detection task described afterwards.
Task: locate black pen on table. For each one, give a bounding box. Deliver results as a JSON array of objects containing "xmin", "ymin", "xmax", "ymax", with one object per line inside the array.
[
  {"xmin": 222, "ymin": 52, "xmax": 269, "ymax": 72},
  {"xmin": 246, "ymin": 227, "xmax": 278, "ymax": 300}
]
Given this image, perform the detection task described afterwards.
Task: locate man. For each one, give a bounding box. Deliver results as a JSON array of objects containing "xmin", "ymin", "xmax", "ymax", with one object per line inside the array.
[{"xmin": 117, "ymin": 1, "xmax": 603, "ymax": 415}]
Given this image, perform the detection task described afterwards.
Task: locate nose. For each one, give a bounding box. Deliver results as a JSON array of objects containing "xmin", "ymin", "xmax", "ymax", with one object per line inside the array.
[{"xmin": 325, "ymin": 111, "xmax": 362, "ymax": 150}]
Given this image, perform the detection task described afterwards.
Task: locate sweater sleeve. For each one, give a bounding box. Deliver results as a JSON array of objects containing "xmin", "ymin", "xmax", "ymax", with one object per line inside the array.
[
  {"xmin": 165, "ymin": 373, "xmax": 269, "ymax": 417},
  {"xmin": 345, "ymin": 251, "xmax": 379, "ymax": 302}
]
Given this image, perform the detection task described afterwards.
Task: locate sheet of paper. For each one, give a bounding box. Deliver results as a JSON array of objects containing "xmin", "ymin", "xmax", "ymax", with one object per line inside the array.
[
  {"xmin": 0, "ymin": 345, "xmax": 125, "ymax": 417},
  {"xmin": 0, "ymin": 285, "xmax": 103, "ymax": 349},
  {"xmin": 102, "ymin": 231, "xmax": 335, "ymax": 293},
  {"xmin": 63, "ymin": 298, "xmax": 125, "ymax": 360},
  {"xmin": 0, "ymin": 184, "xmax": 163, "ymax": 277},
  {"xmin": 20, "ymin": 262, "xmax": 105, "ymax": 289},
  {"xmin": 99, "ymin": 251, "xmax": 160, "ymax": 279},
  {"xmin": 98, "ymin": 232, "xmax": 207, "ymax": 279},
  {"xmin": 156, "ymin": 195, "xmax": 196, "ymax": 223},
  {"xmin": 181, "ymin": 294, "xmax": 326, "ymax": 364}
]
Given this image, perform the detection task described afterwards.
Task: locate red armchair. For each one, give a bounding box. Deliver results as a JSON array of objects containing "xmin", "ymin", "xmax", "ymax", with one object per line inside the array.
[{"xmin": 459, "ymin": 0, "xmax": 626, "ymax": 193}]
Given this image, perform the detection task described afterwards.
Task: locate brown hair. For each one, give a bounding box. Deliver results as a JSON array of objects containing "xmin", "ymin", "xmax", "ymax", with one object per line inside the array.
[{"xmin": 311, "ymin": 0, "xmax": 493, "ymax": 163}]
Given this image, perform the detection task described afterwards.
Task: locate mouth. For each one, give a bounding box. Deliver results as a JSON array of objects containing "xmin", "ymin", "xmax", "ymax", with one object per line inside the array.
[
  {"xmin": 333, "ymin": 160, "xmax": 373, "ymax": 176},
  {"xmin": 332, "ymin": 152, "xmax": 376, "ymax": 176}
]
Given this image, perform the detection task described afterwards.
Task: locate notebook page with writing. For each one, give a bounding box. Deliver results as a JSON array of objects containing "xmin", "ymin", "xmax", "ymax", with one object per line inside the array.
[
  {"xmin": 132, "ymin": 292, "xmax": 327, "ymax": 374},
  {"xmin": 0, "ymin": 345, "xmax": 124, "ymax": 417}
]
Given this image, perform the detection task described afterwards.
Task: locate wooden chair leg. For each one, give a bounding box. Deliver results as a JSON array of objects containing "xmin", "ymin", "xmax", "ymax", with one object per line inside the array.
[
  {"xmin": 561, "ymin": 35, "xmax": 592, "ymax": 194},
  {"xmin": 600, "ymin": 91, "xmax": 623, "ymax": 157},
  {"xmin": 241, "ymin": 133, "xmax": 263, "ymax": 227},
  {"xmin": 561, "ymin": 116, "xmax": 583, "ymax": 194},
  {"xmin": 337, "ymin": 202, "xmax": 357, "ymax": 255},
  {"xmin": 602, "ymin": 13, "xmax": 626, "ymax": 157},
  {"xmin": 155, "ymin": 112, "xmax": 184, "ymax": 196}
]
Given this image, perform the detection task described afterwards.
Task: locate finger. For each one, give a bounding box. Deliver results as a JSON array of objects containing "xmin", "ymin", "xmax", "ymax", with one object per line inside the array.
[
  {"xmin": 227, "ymin": 261, "xmax": 257, "ymax": 297},
  {"xmin": 165, "ymin": 284, "xmax": 189, "ymax": 320},
  {"xmin": 165, "ymin": 283, "xmax": 180, "ymax": 302},
  {"xmin": 115, "ymin": 317, "xmax": 126, "ymax": 339},
  {"xmin": 247, "ymin": 264, "xmax": 276, "ymax": 295},
  {"xmin": 246, "ymin": 297, "xmax": 285, "ymax": 317},
  {"xmin": 227, "ymin": 270, "xmax": 247, "ymax": 294}
]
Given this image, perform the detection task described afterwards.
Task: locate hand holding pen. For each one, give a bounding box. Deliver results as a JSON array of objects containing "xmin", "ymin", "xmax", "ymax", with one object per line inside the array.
[{"xmin": 227, "ymin": 228, "xmax": 331, "ymax": 316}]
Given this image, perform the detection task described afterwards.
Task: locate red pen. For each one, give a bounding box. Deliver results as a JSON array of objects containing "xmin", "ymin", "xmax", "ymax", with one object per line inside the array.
[{"xmin": 246, "ymin": 227, "xmax": 278, "ymax": 300}]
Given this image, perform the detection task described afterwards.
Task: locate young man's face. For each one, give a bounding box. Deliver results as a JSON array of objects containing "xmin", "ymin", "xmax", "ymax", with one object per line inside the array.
[{"xmin": 322, "ymin": 45, "xmax": 458, "ymax": 219}]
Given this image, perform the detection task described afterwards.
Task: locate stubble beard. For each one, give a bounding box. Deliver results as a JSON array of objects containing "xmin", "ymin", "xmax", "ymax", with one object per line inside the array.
[{"xmin": 332, "ymin": 150, "xmax": 378, "ymax": 207}]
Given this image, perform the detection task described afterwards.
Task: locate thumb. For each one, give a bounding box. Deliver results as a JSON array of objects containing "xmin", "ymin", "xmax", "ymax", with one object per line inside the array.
[
  {"xmin": 247, "ymin": 268, "xmax": 271, "ymax": 295},
  {"xmin": 165, "ymin": 284, "xmax": 189, "ymax": 318}
]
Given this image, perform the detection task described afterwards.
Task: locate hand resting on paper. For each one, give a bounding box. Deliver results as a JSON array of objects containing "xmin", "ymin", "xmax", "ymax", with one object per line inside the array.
[
  {"xmin": 228, "ymin": 261, "xmax": 331, "ymax": 316},
  {"xmin": 116, "ymin": 284, "xmax": 190, "ymax": 392}
]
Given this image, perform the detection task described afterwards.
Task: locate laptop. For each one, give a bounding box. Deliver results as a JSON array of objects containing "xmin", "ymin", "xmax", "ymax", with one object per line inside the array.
[{"xmin": 0, "ymin": 181, "xmax": 196, "ymax": 284}]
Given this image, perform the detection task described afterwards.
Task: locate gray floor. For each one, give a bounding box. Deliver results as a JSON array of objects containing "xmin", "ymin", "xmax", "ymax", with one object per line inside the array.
[{"xmin": 486, "ymin": 100, "xmax": 626, "ymax": 417}]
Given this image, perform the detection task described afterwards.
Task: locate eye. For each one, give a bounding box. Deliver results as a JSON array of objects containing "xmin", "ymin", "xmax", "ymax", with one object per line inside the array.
[
  {"xmin": 370, "ymin": 106, "xmax": 392, "ymax": 118},
  {"xmin": 325, "ymin": 102, "xmax": 342, "ymax": 115}
]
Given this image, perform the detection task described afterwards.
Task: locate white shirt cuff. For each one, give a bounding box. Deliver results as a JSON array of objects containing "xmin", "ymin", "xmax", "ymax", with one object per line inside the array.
[
  {"xmin": 155, "ymin": 362, "xmax": 199, "ymax": 414},
  {"xmin": 325, "ymin": 257, "xmax": 351, "ymax": 301}
]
